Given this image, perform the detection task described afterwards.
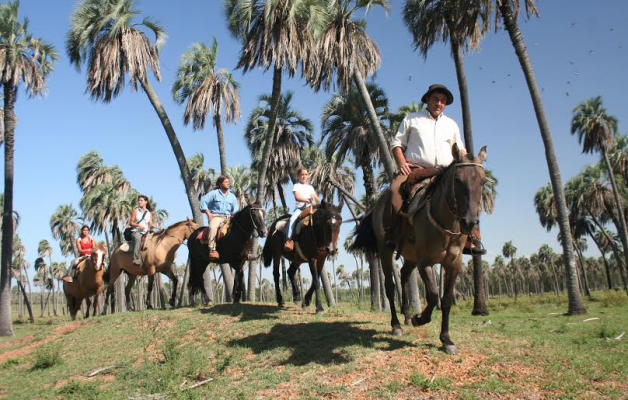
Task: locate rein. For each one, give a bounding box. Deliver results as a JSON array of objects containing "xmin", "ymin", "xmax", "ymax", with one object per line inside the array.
[
  {"xmin": 232, "ymin": 207, "xmax": 264, "ymax": 238},
  {"xmin": 427, "ymin": 162, "xmax": 484, "ymax": 237}
]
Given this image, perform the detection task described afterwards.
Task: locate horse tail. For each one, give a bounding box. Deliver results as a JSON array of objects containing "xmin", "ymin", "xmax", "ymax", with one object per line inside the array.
[
  {"xmin": 351, "ymin": 211, "xmax": 377, "ymax": 255},
  {"xmin": 103, "ymin": 266, "xmax": 110, "ymax": 284},
  {"xmin": 262, "ymin": 235, "xmax": 273, "ymax": 268},
  {"xmin": 186, "ymin": 230, "xmax": 206, "ymax": 296}
]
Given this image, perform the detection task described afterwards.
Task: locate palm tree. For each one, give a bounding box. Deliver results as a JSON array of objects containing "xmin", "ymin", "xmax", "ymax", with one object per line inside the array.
[
  {"xmin": 66, "ymin": 0, "xmax": 202, "ymax": 224},
  {"xmin": 245, "ymin": 91, "xmax": 314, "ymax": 208},
  {"xmin": 225, "ymin": 0, "xmax": 321, "ymax": 204},
  {"xmin": 0, "ymin": 1, "xmax": 57, "ymax": 336},
  {"xmin": 187, "ymin": 153, "xmax": 216, "ymax": 200},
  {"xmin": 76, "ymin": 151, "xmax": 130, "ymax": 195},
  {"xmin": 390, "ymin": 101, "xmax": 424, "ymax": 133},
  {"xmin": 538, "ymin": 244, "xmax": 561, "ymax": 298},
  {"xmin": 571, "ymin": 96, "xmax": 628, "ymax": 284},
  {"xmin": 80, "ymin": 182, "xmax": 125, "ymax": 253},
  {"xmin": 502, "ymin": 241, "xmax": 518, "ymax": 301},
  {"xmin": 37, "ymin": 240, "xmax": 57, "ymax": 316},
  {"xmin": 50, "ymin": 204, "xmax": 81, "ymax": 257},
  {"xmin": 321, "ymin": 81, "xmax": 390, "ymax": 207},
  {"xmin": 306, "ymin": 0, "xmax": 396, "ymax": 180},
  {"xmin": 490, "ymin": 0, "xmax": 585, "ymax": 315},
  {"xmin": 173, "ymin": 39, "xmax": 241, "ymax": 174},
  {"xmin": 302, "ymin": 146, "xmax": 355, "ymax": 204}
]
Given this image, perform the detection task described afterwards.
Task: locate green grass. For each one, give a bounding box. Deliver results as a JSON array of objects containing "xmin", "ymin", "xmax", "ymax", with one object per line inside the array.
[{"xmin": 0, "ymin": 292, "xmax": 626, "ymax": 399}]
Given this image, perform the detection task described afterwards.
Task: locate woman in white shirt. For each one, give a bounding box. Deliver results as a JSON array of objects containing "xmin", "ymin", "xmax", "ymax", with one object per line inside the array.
[{"xmin": 284, "ymin": 168, "xmax": 320, "ymax": 251}]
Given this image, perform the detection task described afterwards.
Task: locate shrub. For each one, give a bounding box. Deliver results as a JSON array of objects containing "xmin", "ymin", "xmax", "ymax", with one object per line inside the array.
[{"xmin": 31, "ymin": 345, "xmax": 62, "ymax": 370}]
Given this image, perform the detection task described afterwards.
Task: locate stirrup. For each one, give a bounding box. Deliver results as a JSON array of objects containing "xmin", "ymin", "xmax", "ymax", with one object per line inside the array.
[{"xmin": 463, "ymin": 238, "xmax": 487, "ymax": 256}]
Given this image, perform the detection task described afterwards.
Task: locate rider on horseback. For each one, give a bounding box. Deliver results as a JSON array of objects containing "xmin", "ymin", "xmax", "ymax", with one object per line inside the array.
[
  {"xmin": 200, "ymin": 176, "xmax": 239, "ymax": 261},
  {"xmin": 283, "ymin": 168, "xmax": 319, "ymax": 252},
  {"xmin": 390, "ymin": 84, "xmax": 486, "ymax": 255}
]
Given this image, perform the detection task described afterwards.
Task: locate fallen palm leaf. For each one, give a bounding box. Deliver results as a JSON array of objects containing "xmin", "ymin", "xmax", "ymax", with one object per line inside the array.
[
  {"xmin": 87, "ymin": 364, "xmax": 124, "ymax": 377},
  {"xmin": 351, "ymin": 377, "xmax": 366, "ymax": 386},
  {"xmin": 606, "ymin": 332, "xmax": 625, "ymax": 342},
  {"xmin": 128, "ymin": 394, "xmax": 168, "ymax": 400},
  {"xmin": 180, "ymin": 378, "xmax": 213, "ymax": 390},
  {"xmin": 583, "ymin": 318, "xmax": 599, "ymax": 322}
]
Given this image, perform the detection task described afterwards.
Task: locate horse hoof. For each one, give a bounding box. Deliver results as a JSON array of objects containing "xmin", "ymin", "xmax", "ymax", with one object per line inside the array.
[
  {"xmin": 301, "ymin": 302, "xmax": 309, "ymax": 309},
  {"xmin": 278, "ymin": 302, "xmax": 286, "ymax": 309},
  {"xmin": 315, "ymin": 309, "xmax": 325, "ymax": 314},
  {"xmin": 392, "ymin": 327, "xmax": 403, "ymax": 337},
  {"xmin": 411, "ymin": 315, "xmax": 428, "ymax": 327},
  {"xmin": 404, "ymin": 318, "xmax": 412, "ymax": 327},
  {"xmin": 169, "ymin": 300, "xmax": 176, "ymax": 308},
  {"xmin": 146, "ymin": 305, "xmax": 153, "ymax": 310},
  {"xmin": 443, "ymin": 345, "xmax": 457, "ymax": 355},
  {"xmin": 293, "ymin": 296, "xmax": 302, "ymax": 303}
]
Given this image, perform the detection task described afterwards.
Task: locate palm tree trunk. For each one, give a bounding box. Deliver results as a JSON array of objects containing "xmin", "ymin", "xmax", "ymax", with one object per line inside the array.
[
  {"xmin": 587, "ymin": 226, "xmax": 613, "ymax": 290},
  {"xmin": 0, "ymin": 83, "xmax": 16, "ymax": 336},
  {"xmin": 353, "ymin": 70, "xmax": 396, "ymax": 180},
  {"xmin": 220, "ymin": 264, "xmax": 234, "ymax": 303},
  {"xmin": 177, "ymin": 257, "xmax": 191, "ymax": 307},
  {"xmin": 471, "ymin": 253, "xmax": 489, "ymax": 315},
  {"xmin": 589, "ymin": 212, "xmax": 628, "ymax": 293},
  {"xmin": 247, "ymin": 258, "xmax": 257, "ymax": 302},
  {"xmin": 367, "ymin": 252, "xmax": 381, "ymax": 311},
  {"xmin": 215, "ymin": 113, "xmax": 228, "ymax": 175},
  {"xmin": 602, "ymin": 148, "xmax": 628, "ymax": 283},
  {"xmin": 573, "ymin": 244, "xmax": 591, "ymax": 298},
  {"xmin": 277, "ymin": 183, "xmax": 288, "ymax": 210},
  {"xmin": 499, "ymin": 3, "xmax": 585, "ymax": 315},
  {"xmin": 139, "ymin": 80, "xmax": 203, "ymax": 225},
  {"xmin": 255, "ymin": 66, "xmax": 282, "ymax": 204},
  {"xmin": 320, "ymin": 266, "xmax": 336, "ymax": 307}
]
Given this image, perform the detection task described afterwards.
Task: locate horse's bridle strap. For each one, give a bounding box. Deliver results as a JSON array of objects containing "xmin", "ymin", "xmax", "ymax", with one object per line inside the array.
[
  {"xmin": 447, "ymin": 162, "xmax": 485, "ymax": 218},
  {"xmin": 426, "ymin": 197, "xmax": 462, "ymax": 237}
]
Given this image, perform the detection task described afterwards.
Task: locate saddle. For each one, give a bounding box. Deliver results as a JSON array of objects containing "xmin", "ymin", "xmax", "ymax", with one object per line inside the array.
[
  {"xmin": 386, "ymin": 167, "xmax": 443, "ymax": 257},
  {"xmin": 196, "ymin": 219, "xmax": 231, "ymax": 244},
  {"xmin": 119, "ymin": 232, "xmax": 153, "ymax": 253}
]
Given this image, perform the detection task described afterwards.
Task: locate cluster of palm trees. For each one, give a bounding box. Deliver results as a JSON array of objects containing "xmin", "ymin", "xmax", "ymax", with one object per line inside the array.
[
  {"xmin": 535, "ymin": 97, "xmax": 628, "ymax": 297},
  {"xmin": 1, "ymin": 0, "xmax": 613, "ymax": 336}
]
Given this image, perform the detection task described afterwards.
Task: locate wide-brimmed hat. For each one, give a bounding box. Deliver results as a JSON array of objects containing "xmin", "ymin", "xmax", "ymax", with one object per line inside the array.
[{"xmin": 421, "ymin": 84, "xmax": 454, "ymax": 105}]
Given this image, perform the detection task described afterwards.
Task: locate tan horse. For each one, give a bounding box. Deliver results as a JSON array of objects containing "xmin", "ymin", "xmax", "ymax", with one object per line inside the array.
[
  {"xmin": 352, "ymin": 145, "xmax": 487, "ymax": 355},
  {"xmin": 103, "ymin": 219, "xmax": 199, "ymax": 313},
  {"xmin": 63, "ymin": 243, "xmax": 107, "ymax": 320}
]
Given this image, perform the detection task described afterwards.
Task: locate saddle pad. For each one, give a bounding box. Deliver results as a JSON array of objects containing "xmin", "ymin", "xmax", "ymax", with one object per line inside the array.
[
  {"xmin": 406, "ymin": 166, "xmax": 443, "ymax": 187},
  {"xmin": 274, "ymin": 220, "xmax": 288, "ymax": 234},
  {"xmin": 119, "ymin": 242, "xmax": 131, "ymax": 253}
]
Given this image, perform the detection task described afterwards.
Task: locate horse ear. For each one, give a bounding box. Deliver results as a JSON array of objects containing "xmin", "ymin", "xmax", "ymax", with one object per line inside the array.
[
  {"xmin": 452, "ymin": 143, "xmax": 461, "ymax": 161},
  {"xmin": 477, "ymin": 146, "xmax": 487, "ymax": 164}
]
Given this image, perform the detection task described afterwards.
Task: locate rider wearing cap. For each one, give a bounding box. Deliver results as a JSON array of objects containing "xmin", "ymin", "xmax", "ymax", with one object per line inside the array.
[{"xmin": 391, "ymin": 84, "xmax": 486, "ymax": 256}]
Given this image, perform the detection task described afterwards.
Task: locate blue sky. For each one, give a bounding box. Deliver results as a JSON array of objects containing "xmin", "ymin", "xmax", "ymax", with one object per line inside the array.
[{"xmin": 3, "ymin": 0, "xmax": 628, "ymax": 283}]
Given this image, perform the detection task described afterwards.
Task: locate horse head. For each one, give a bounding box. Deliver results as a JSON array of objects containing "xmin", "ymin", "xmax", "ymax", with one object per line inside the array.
[
  {"xmin": 315, "ymin": 200, "xmax": 343, "ymax": 255},
  {"xmin": 245, "ymin": 200, "xmax": 267, "ymax": 238},
  {"xmin": 90, "ymin": 243, "xmax": 107, "ymax": 271},
  {"xmin": 449, "ymin": 144, "xmax": 487, "ymax": 235},
  {"xmin": 183, "ymin": 218, "xmax": 200, "ymax": 239}
]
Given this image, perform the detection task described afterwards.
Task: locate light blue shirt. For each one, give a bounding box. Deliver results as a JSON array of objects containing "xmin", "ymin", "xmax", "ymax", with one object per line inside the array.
[{"xmin": 200, "ymin": 189, "xmax": 239, "ymax": 216}]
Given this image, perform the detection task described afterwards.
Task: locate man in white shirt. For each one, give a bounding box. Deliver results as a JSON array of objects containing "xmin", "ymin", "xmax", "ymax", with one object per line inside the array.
[{"xmin": 390, "ymin": 84, "xmax": 485, "ymax": 256}]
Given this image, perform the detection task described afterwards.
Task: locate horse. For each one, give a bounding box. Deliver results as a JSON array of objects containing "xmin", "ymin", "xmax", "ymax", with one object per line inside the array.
[
  {"xmin": 187, "ymin": 202, "xmax": 267, "ymax": 303},
  {"xmin": 263, "ymin": 199, "xmax": 343, "ymax": 313},
  {"xmin": 103, "ymin": 218, "xmax": 199, "ymax": 313},
  {"xmin": 63, "ymin": 243, "xmax": 107, "ymax": 320},
  {"xmin": 352, "ymin": 145, "xmax": 486, "ymax": 354}
]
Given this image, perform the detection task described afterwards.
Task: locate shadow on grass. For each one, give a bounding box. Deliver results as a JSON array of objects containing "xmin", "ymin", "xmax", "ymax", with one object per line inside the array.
[
  {"xmin": 200, "ymin": 303, "xmax": 282, "ymax": 321},
  {"xmin": 229, "ymin": 320, "xmax": 416, "ymax": 366}
]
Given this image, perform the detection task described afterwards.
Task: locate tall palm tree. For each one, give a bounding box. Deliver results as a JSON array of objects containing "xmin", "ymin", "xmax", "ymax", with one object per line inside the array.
[
  {"xmin": 502, "ymin": 241, "xmax": 518, "ymax": 301},
  {"xmin": 66, "ymin": 0, "xmax": 202, "ymax": 224},
  {"xmin": 0, "ymin": 1, "xmax": 57, "ymax": 336},
  {"xmin": 50, "ymin": 204, "xmax": 81, "ymax": 257},
  {"xmin": 245, "ymin": 91, "xmax": 314, "ymax": 208},
  {"xmin": 80, "ymin": 182, "xmax": 125, "ymax": 252},
  {"xmin": 225, "ymin": 0, "xmax": 321, "ymax": 204},
  {"xmin": 37, "ymin": 240, "xmax": 57, "ymax": 316},
  {"xmin": 306, "ymin": 0, "xmax": 396, "ymax": 180},
  {"xmin": 490, "ymin": 0, "xmax": 585, "ymax": 315},
  {"xmin": 538, "ymin": 244, "xmax": 560, "ymax": 297},
  {"xmin": 76, "ymin": 151, "xmax": 130, "ymax": 195},
  {"xmin": 302, "ymin": 145, "xmax": 355, "ymax": 204},
  {"xmin": 321, "ymin": 81, "xmax": 390, "ymax": 206},
  {"xmin": 187, "ymin": 153, "xmax": 216, "ymax": 200},
  {"xmin": 390, "ymin": 101, "xmax": 424, "ymax": 133},
  {"xmin": 607, "ymin": 134, "xmax": 628, "ymax": 187},
  {"xmin": 571, "ymin": 96, "xmax": 628, "ymax": 284},
  {"xmin": 173, "ymin": 39, "xmax": 241, "ymax": 174}
]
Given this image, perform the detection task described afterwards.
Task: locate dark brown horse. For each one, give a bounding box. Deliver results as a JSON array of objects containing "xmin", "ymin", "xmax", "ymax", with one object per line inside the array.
[
  {"xmin": 263, "ymin": 200, "xmax": 343, "ymax": 313},
  {"xmin": 352, "ymin": 145, "xmax": 486, "ymax": 354},
  {"xmin": 63, "ymin": 243, "xmax": 107, "ymax": 320},
  {"xmin": 188, "ymin": 202, "xmax": 267, "ymax": 303}
]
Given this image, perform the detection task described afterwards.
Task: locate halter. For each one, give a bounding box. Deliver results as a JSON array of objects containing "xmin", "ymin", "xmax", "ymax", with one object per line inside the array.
[
  {"xmin": 427, "ymin": 162, "xmax": 485, "ymax": 236},
  {"xmin": 307, "ymin": 207, "xmax": 341, "ymax": 253}
]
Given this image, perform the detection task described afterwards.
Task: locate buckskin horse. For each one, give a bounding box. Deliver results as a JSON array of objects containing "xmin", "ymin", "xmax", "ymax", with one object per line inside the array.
[
  {"xmin": 63, "ymin": 243, "xmax": 107, "ymax": 320},
  {"xmin": 352, "ymin": 145, "xmax": 486, "ymax": 354},
  {"xmin": 103, "ymin": 218, "xmax": 199, "ymax": 313},
  {"xmin": 187, "ymin": 202, "xmax": 267, "ymax": 303},
  {"xmin": 263, "ymin": 199, "xmax": 343, "ymax": 313}
]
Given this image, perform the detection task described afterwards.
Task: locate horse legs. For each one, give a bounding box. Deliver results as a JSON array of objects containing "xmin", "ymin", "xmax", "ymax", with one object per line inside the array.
[
  {"xmin": 287, "ymin": 262, "xmax": 301, "ymax": 303},
  {"xmin": 84, "ymin": 297, "xmax": 92, "ymax": 319},
  {"xmin": 302, "ymin": 260, "xmax": 317, "ymax": 309},
  {"xmin": 68, "ymin": 296, "xmax": 78, "ymax": 321},
  {"xmin": 121, "ymin": 275, "xmax": 136, "ymax": 311},
  {"xmin": 163, "ymin": 269, "xmax": 178, "ymax": 308},
  {"xmin": 400, "ymin": 261, "xmax": 416, "ymax": 326},
  {"xmin": 273, "ymin": 258, "xmax": 284, "ymax": 307},
  {"xmin": 412, "ymin": 265, "xmax": 439, "ymax": 327},
  {"xmin": 103, "ymin": 266, "xmax": 123, "ymax": 315},
  {"xmin": 379, "ymin": 249, "xmax": 402, "ymax": 336},
  {"xmin": 439, "ymin": 261, "xmax": 462, "ymax": 355},
  {"xmin": 146, "ymin": 275, "xmax": 154, "ymax": 309},
  {"xmin": 313, "ymin": 257, "xmax": 326, "ymax": 314},
  {"xmin": 233, "ymin": 267, "xmax": 244, "ymax": 304}
]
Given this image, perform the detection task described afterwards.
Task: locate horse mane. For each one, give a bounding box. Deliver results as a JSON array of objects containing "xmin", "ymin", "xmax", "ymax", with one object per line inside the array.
[{"xmin": 163, "ymin": 219, "xmax": 193, "ymax": 231}]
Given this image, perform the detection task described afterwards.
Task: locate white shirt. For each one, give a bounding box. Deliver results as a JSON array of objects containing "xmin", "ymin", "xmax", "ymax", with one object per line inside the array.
[
  {"xmin": 293, "ymin": 183, "xmax": 317, "ymax": 209},
  {"xmin": 391, "ymin": 110, "xmax": 465, "ymax": 168}
]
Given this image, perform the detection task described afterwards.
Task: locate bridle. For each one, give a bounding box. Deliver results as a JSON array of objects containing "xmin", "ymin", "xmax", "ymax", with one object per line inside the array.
[
  {"xmin": 308, "ymin": 207, "xmax": 341, "ymax": 253},
  {"xmin": 427, "ymin": 162, "xmax": 485, "ymax": 237},
  {"xmin": 233, "ymin": 206, "xmax": 265, "ymax": 238},
  {"xmin": 162, "ymin": 221, "xmax": 198, "ymax": 245}
]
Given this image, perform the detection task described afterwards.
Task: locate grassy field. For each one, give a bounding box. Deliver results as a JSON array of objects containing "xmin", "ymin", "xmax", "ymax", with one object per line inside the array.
[{"xmin": 1, "ymin": 292, "xmax": 626, "ymax": 399}]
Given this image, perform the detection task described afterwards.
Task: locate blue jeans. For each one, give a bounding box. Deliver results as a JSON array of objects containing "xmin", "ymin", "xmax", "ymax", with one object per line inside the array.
[{"xmin": 286, "ymin": 207, "xmax": 305, "ymax": 239}]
